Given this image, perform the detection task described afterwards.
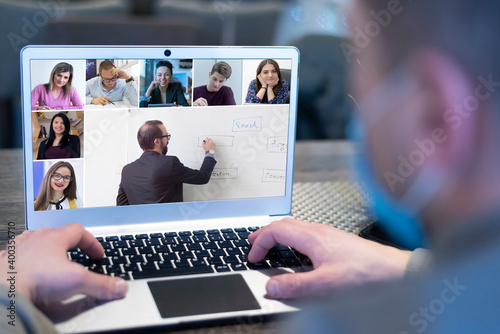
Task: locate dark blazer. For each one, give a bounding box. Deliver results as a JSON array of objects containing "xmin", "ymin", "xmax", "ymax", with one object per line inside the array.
[
  {"xmin": 140, "ymin": 83, "xmax": 189, "ymax": 107},
  {"xmin": 37, "ymin": 135, "xmax": 80, "ymax": 160},
  {"xmin": 116, "ymin": 151, "xmax": 216, "ymax": 205}
]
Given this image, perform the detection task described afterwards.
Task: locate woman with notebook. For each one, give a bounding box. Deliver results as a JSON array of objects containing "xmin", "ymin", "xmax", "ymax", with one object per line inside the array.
[{"xmin": 31, "ymin": 62, "xmax": 84, "ymax": 110}]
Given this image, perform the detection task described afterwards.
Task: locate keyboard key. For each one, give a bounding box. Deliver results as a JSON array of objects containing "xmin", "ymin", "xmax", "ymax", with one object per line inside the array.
[
  {"xmin": 207, "ymin": 229, "xmax": 220, "ymax": 234},
  {"xmin": 187, "ymin": 243, "xmax": 202, "ymax": 251},
  {"xmin": 192, "ymin": 235, "xmax": 208, "ymax": 242},
  {"xmin": 158, "ymin": 261, "xmax": 173, "ymax": 269},
  {"xmin": 75, "ymin": 258, "xmax": 90, "ymax": 266},
  {"xmin": 116, "ymin": 273, "xmax": 130, "ymax": 280},
  {"xmin": 234, "ymin": 227, "xmax": 247, "ymax": 232},
  {"xmin": 177, "ymin": 236, "xmax": 192, "ymax": 244},
  {"xmin": 121, "ymin": 247, "xmax": 137, "ymax": 256},
  {"xmin": 269, "ymin": 259, "xmax": 286, "ymax": 268},
  {"xmin": 154, "ymin": 245, "xmax": 170, "ymax": 253},
  {"xmin": 190, "ymin": 258, "xmax": 206, "ymax": 266},
  {"xmin": 193, "ymin": 250, "xmax": 210, "ymax": 258},
  {"xmin": 240, "ymin": 246, "xmax": 251, "ymax": 254},
  {"xmin": 220, "ymin": 228, "xmax": 233, "ymax": 233},
  {"xmin": 138, "ymin": 246, "xmax": 154, "ymax": 255},
  {"xmin": 215, "ymin": 265, "xmax": 231, "ymax": 272},
  {"xmin": 247, "ymin": 261, "xmax": 271, "ymax": 270},
  {"xmin": 208, "ymin": 257, "xmax": 223, "ymax": 265},
  {"xmin": 233, "ymin": 239, "xmax": 249, "ymax": 247},
  {"xmin": 145, "ymin": 253, "xmax": 161, "ymax": 262},
  {"xmin": 218, "ymin": 241, "xmax": 233, "ymax": 248},
  {"xmin": 227, "ymin": 247, "xmax": 242, "ymax": 255},
  {"xmin": 145, "ymin": 239, "xmax": 161, "ymax": 246},
  {"xmin": 178, "ymin": 231, "xmax": 192, "ymax": 236},
  {"xmin": 112, "ymin": 240, "xmax": 128, "ymax": 248},
  {"xmin": 164, "ymin": 232, "xmax": 177, "ymax": 237},
  {"xmin": 248, "ymin": 226, "xmax": 260, "ymax": 232},
  {"xmin": 105, "ymin": 249, "xmax": 119, "ymax": 257},
  {"xmin": 110, "ymin": 256, "xmax": 127, "ymax": 265},
  {"xmin": 202, "ymin": 242, "xmax": 217, "ymax": 249},
  {"xmin": 272, "ymin": 244, "xmax": 289, "ymax": 251},
  {"xmin": 128, "ymin": 254, "xmax": 144, "ymax": 263},
  {"xmin": 223, "ymin": 255, "xmax": 240, "ymax": 264},
  {"xmin": 140, "ymin": 262, "xmax": 157, "ymax": 271},
  {"xmin": 135, "ymin": 234, "xmax": 148, "ymax": 239},
  {"xmin": 160, "ymin": 252, "xmax": 177, "ymax": 261},
  {"xmin": 150, "ymin": 233, "xmax": 163, "ymax": 238},
  {"xmin": 231, "ymin": 263, "xmax": 247, "ymax": 271},
  {"xmin": 129, "ymin": 239, "xmax": 145, "ymax": 247},
  {"xmin": 100, "ymin": 242, "xmax": 111, "ymax": 249},
  {"xmin": 211, "ymin": 249, "xmax": 226, "ymax": 257},
  {"xmin": 162, "ymin": 237, "xmax": 177, "ymax": 245},
  {"xmin": 123, "ymin": 263, "xmax": 139, "ymax": 272},
  {"xmin": 105, "ymin": 264, "xmax": 123, "ymax": 275},
  {"xmin": 284, "ymin": 258, "xmax": 302, "ymax": 267},
  {"xmin": 96, "ymin": 237, "xmax": 104, "ymax": 242},
  {"xmin": 132, "ymin": 265, "xmax": 214, "ymax": 279},
  {"xmin": 120, "ymin": 235, "xmax": 134, "ymax": 240},
  {"xmin": 222, "ymin": 233, "xmax": 238, "ymax": 240},
  {"xmin": 178, "ymin": 251, "xmax": 194, "ymax": 259},
  {"xmin": 171, "ymin": 244, "xmax": 186, "ymax": 252},
  {"xmin": 193, "ymin": 230, "xmax": 206, "ymax": 235},
  {"xmin": 173, "ymin": 259, "xmax": 190, "ymax": 267},
  {"xmin": 105, "ymin": 236, "xmax": 119, "ymax": 241},
  {"xmin": 237, "ymin": 232, "xmax": 251, "ymax": 239},
  {"xmin": 70, "ymin": 251, "xmax": 85, "ymax": 259},
  {"xmin": 208, "ymin": 234, "xmax": 223, "ymax": 241},
  {"xmin": 279, "ymin": 250, "xmax": 295, "ymax": 258},
  {"xmin": 301, "ymin": 258, "xmax": 313, "ymax": 266}
]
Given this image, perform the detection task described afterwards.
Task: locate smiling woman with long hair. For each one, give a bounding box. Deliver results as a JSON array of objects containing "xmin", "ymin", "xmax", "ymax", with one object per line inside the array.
[
  {"xmin": 37, "ymin": 112, "xmax": 81, "ymax": 160},
  {"xmin": 31, "ymin": 62, "xmax": 83, "ymax": 110},
  {"xmin": 245, "ymin": 59, "xmax": 289, "ymax": 104},
  {"xmin": 34, "ymin": 161, "xmax": 82, "ymax": 211}
]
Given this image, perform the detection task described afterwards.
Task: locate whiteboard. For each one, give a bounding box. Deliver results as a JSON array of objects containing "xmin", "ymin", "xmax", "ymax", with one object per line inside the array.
[{"xmin": 84, "ymin": 104, "xmax": 290, "ymax": 207}]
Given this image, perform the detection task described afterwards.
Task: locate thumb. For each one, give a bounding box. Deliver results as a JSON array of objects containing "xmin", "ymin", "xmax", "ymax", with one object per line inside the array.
[
  {"xmin": 265, "ymin": 270, "xmax": 330, "ymax": 300},
  {"xmin": 79, "ymin": 271, "xmax": 128, "ymax": 300}
]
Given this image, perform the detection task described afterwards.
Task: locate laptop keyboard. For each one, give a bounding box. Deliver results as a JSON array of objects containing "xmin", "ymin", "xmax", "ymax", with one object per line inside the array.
[{"xmin": 68, "ymin": 227, "xmax": 312, "ymax": 280}]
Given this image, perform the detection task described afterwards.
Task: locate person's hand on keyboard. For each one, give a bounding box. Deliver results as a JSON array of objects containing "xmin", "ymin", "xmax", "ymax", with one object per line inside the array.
[
  {"xmin": 0, "ymin": 223, "xmax": 128, "ymax": 307},
  {"xmin": 248, "ymin": 218, "xmax": 411, "ymax": 299}
]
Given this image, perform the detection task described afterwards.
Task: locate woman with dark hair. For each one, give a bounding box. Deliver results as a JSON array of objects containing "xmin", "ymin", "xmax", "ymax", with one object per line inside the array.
[
  {"xmin": 34, "ymin": 161, "xmax": 81, "ymax": 210},
  {"xmin": 31, "ymin": 62, "xmax": 83, "ymax": 110},
  {"xmin": 37, "ymin": 113, "xmax": 81, "ymax": 160},
  {"xmin": 245, "ymin": 59, "xmax": 289, "ymax": 104},
  {"xmin": 140, "ymin": 60, "xmax": 189, "ymax": 107}
]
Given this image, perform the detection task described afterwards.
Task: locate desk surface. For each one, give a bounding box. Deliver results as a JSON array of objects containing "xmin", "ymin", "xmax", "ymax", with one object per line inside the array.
[{"xmin": 0, "ymin": 140, "xmax": 371, "ymax": 333}]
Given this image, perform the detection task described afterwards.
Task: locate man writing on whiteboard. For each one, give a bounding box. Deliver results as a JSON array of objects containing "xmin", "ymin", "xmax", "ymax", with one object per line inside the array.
[{"xmin": 116, "ymin": 120, "xmax": 216, "ymax": 205}]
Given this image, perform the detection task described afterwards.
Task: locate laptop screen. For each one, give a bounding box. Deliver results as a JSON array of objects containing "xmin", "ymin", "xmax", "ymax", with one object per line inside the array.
[{"xmin": 22, "ymin": 47, "xmax": 298, "ymax": 229}]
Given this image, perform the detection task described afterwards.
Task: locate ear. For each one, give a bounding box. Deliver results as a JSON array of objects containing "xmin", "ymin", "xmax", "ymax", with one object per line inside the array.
[
  {"xmin": 406, "ymin": 49, "xmax": 481, "ymax": 172},
  {"xmin": 208, "ymin": 72, "xmax": 212, "ymax": 78}
]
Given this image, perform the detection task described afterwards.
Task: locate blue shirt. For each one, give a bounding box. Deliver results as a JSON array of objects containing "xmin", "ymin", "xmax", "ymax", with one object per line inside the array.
[{"xmin": 85, "ymin": 76, "xmax": 138, "ymax": 106}]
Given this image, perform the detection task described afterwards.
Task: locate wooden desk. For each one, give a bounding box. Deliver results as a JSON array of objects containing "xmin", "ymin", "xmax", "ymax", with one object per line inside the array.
[{"xmin": 0, "ymin": 140, "xmax": 361, "ymax": 333}]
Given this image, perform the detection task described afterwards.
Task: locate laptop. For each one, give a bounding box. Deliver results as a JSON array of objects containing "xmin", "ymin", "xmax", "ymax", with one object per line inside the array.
[{"xmin": 21, "ymin": 46, "xmax": 303, "ymax": 333}]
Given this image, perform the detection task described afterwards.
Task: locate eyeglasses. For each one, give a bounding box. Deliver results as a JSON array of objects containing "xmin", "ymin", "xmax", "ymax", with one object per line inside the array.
[
  {"xmin": 52, "ymin": 173, "xmax": 72, "ymax": 183},
  {"xmin": 101, "ymin": 76, "xmax": 119, "ymax": 83},
  {"xmin": 159, "ymin": 133, "xmax": 171, "ymax": 140}
]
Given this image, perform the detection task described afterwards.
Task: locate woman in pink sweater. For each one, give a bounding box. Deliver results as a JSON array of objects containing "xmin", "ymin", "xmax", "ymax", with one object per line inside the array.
[{"xmin": 31, "ymin": 62, "xmax": 83, "ymax": 110}]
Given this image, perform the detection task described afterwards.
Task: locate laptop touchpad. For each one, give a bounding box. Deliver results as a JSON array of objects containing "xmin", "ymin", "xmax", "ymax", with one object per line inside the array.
[{"xmin": 147, "ymin": 274, "xmax": 261, "ymax": 318}]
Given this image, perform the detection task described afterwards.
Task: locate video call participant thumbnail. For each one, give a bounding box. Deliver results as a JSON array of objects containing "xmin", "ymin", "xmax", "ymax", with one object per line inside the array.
[
  {"xmin": 31, "ymin": 62, "xmax": 83, "ymax": 110},
  {"xmin": 117, "ymin": 120, "xmax": 216, "ymax": 205},
  {"xmin": 37, "ymin": 112, "xmax": 80, "ymax": 160},
  {"xmin": 34, "ymin": 161, "xmax": 82, "ymax": 210},
  {"xmin": 245, "ymin": 59, "xmax": 289, "ymax": 104},
  {"xmin": 86, "ymin": 60, "xmax": 138, "ymax": 106},
  {"xmin": 193, "ymin": 61, "xmax": 236, "ymax": 106},
  {"xmin": 140, "ymin": 61, "xmax": 189, "ymax": 107}
]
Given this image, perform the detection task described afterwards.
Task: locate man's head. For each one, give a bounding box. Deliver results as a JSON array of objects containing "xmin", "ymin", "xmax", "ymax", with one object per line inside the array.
[
  {"xmin": 349, "ymin": 0, "xmax": 500, "ymax": 237},
  {"xmin": 137, "ymin": 120, "xmax": 170, "ymax": 155},
  {"xmin": 99, "ymin": 60, "xmax": 118, "ymax": 89},
  {"xmin": 207, "ymin": 61, "xmax": 232, "ymax": 92}
]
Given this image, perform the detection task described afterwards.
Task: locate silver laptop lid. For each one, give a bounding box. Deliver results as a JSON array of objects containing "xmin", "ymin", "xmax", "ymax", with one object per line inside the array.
[{"xmin": 21, "ymin": 46, "xmax": 299, "ymax": 230}]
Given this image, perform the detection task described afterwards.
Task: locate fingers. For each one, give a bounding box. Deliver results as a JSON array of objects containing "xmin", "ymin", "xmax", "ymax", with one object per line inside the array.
[
  {"xmin": 58, "ymin": 223, "xmax": 104, "ymax": 259},
  {"xmin": 15, "ymin": 229, "xmax": 34, "ymax": 244},
  {"xmin": 78, "ymin": 271, "xmax": 128, "ymax": 300},
  {"xmin": 248, "ymin": 219, "xmax": 312, "ymax": 263},
  {"xmin": 265, "ymin": 268, "xmax": 333, "ymax": 300}
]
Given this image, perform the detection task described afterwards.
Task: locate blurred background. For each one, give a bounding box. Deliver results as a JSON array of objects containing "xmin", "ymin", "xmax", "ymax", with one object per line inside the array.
[{"xmin": 0, "ymin": 0, "xmax": 353, "ymax": 148}]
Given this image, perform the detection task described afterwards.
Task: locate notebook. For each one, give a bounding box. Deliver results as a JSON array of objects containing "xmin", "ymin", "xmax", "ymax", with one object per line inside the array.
[{"xmin": 21, "ymin": 45, "xmax": 304, "ymax": 333}]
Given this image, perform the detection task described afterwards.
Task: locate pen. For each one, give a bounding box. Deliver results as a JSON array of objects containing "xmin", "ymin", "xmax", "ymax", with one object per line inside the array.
[
  {"xmin": 42, "ymin": 100, "xmax": 48, "ymax": 106},
  {"xmin": 107, "ymin": 99, "xmax": 115, "ymax": 105}
]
